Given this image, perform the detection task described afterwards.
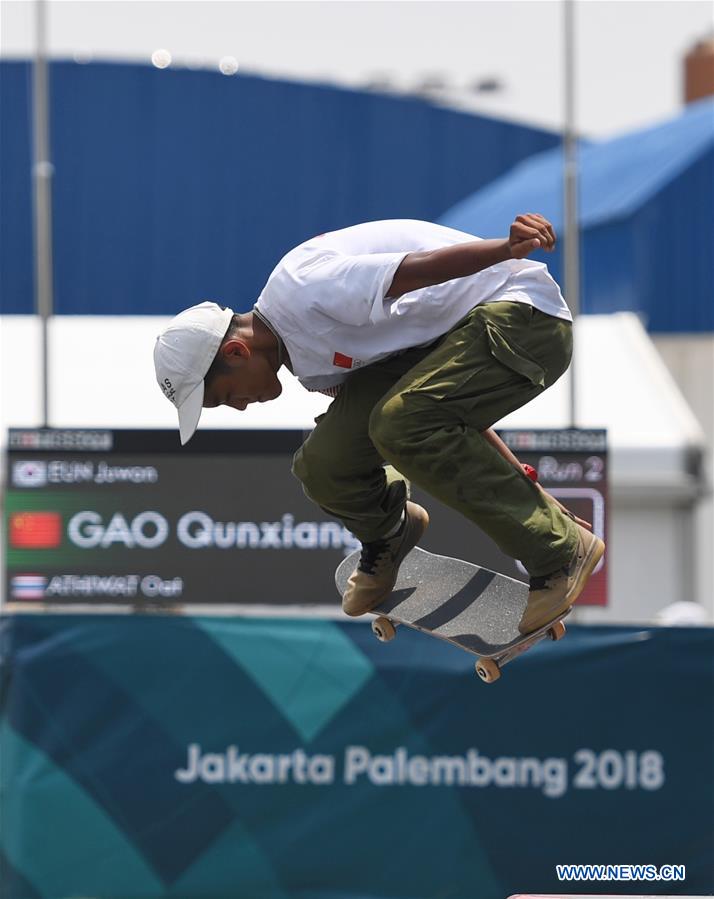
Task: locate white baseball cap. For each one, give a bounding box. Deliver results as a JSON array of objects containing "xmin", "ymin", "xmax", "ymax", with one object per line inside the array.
[{"xmin": 154, "ymin": 301, "xmax": 235, "ymax": 444}]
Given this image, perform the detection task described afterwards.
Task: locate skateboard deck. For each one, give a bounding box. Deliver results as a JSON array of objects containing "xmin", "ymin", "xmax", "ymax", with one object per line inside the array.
[{"xmin": 335, "ymin": 546, "xmax": 568, "ymax": 683}]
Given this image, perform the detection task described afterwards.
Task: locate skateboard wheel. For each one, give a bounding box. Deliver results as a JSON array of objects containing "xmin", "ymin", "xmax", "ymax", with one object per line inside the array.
[
  {"xmin": 372, "ymin": 617, "xmax": 396, "ymax": 643},
  {"xmin": 475, "ymin": 658, "xmax": 501, "ymax": 683},
  {"xmin": 549, "ymin": 621, "xmax": 566, "ymax": 641}
]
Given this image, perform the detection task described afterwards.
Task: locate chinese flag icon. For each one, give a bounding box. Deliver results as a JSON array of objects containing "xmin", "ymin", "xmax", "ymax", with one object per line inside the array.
[
  {"xmin": 9, "ymin": 512, "xmax": 62, "ymax": 549},
  {"xmin": 333, "ymin": 352, "xmax": 354, "ymax": 369}
]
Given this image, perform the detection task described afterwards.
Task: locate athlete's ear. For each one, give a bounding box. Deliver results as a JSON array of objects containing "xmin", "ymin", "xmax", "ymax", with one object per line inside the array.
[{"xmin": 220, "ymin": 338, "xmax": 251, "ymax": 363}]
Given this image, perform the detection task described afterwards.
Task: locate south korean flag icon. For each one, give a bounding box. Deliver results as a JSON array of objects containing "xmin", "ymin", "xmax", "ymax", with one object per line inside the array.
[{"xmin": 12, "ymin": 461, "xmax": 48, "ymax": 488}]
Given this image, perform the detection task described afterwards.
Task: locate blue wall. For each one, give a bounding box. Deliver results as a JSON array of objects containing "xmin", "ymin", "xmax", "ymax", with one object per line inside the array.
[
  {"xmin": 0, "ymin": 61, "xmax": 560, "ymax": 316},
  {"xmin": 440, "ymin": 100, "xmax": 714, "ymax": 333}
]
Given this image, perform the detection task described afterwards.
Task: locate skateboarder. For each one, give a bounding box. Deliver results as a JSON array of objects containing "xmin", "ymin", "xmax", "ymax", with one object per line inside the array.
[{"xmin": 154, "ymin": 216, "xmax": 605, "ymax": 634}]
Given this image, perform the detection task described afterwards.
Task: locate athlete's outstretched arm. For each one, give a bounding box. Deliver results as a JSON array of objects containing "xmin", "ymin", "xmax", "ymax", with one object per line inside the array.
[{"xmin": 386, "ymin": 213, "xmax": 556, "ymax": 299}]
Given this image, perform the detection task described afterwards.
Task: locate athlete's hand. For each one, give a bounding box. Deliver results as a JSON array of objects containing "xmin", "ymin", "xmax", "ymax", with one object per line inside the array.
[
  {"xmin": 508, "ymin": 213, "xmax": 556, "ymax": 259},
  {"xmin": 537, "ymin": 483, "xmax": 593, "ymax": 530}
]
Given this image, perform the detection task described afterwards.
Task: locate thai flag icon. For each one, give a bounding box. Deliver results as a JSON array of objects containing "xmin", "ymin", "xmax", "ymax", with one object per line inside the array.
[{"xmin": 11, "ymin": 575, "xmax": 48, "ymax": 600}]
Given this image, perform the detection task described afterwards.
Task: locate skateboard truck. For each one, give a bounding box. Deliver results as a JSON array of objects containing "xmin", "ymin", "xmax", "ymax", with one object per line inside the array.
[
  {"xmin": 473, "ymin": 618, "xmax": 567, "ymax": 683},
  {"xmin": 372, "ymin": 612, "xmax": 567, "ymax": 683}
]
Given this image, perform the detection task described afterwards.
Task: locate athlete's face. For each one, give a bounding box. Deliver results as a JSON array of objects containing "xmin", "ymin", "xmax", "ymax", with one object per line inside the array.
[{"xmin": 203, "ymin": 346, "xmax": 282, "ymax": 412}]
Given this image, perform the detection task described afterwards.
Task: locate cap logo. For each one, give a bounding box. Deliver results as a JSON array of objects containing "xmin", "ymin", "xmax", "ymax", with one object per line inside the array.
[{"xmin": 161, "ymin": 378, "xmax": 177, "ymax": 405}]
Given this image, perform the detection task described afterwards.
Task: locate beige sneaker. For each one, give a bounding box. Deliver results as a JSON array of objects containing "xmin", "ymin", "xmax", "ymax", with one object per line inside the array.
[
  {"xmin": 342, "ymin": 501, "xmax": 429, "ymax": 617},
  {"xmin": 518, "ymin": 524, "xmax": 605, "ymax": 635}
]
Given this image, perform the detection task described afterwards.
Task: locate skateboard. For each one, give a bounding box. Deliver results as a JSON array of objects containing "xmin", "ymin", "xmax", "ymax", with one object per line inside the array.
[{"xmin": 335, "ymin": 546, "xmax": 568, "ymax": 684}]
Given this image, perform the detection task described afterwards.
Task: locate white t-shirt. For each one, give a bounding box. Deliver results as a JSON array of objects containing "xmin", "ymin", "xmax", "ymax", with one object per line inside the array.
[{"xmin": 255, "ymin": 219, "xmax": 571, "ymax": 392}]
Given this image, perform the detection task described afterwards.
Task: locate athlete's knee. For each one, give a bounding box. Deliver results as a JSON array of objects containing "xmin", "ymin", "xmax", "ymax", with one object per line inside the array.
[
  {"xmin": 544, "ymin": 322, "xmax": 573, "ymax": 388},
  {"xmin": 291, "ymin": 446, "xmax": 308, "ymax": 483},
  {"xmin": 368, "ymin": 393, "xmax": 410, "ymax": 461},
  {"xmin": 294, "ymin": 436, "xmax": 350, "ymax": 511},
  {"xmin": 292, "ymin": 444, "xmax": 325, "ymax": 487}
]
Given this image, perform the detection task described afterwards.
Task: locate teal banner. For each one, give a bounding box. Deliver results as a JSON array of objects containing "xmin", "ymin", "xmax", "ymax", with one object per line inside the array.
[{"xmin": 1, "ymin": 615, "xmax": 712, "ymax": 898}]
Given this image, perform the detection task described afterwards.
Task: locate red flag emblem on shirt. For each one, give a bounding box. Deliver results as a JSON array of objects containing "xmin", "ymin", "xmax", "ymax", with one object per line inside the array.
[
  {"xmin": 9, "ymin": 512, "xmax": 62, "ymax": 549},
  {"xmin": 333, "ymin": 352, "xmax": 353, "ymax": 369}
]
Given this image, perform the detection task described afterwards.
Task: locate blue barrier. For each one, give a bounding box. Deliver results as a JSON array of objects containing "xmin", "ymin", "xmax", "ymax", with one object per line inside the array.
[{"xmin": 1, "ymin": 615, "xmax": 712, "ymax": 898}]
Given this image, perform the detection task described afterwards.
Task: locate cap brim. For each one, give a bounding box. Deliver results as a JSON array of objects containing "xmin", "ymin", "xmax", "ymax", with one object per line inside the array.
[{"xmin": 178, "ymin": 381, "xmax": 204, "ymax": 445}]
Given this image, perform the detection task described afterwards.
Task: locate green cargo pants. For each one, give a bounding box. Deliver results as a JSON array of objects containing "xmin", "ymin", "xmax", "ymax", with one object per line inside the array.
[{"xmin": 292, "ymin": 301, "xmax": 578, "ymax": 577}]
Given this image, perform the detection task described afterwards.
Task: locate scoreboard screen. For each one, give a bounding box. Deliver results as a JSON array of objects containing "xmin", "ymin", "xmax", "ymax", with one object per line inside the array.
[{"xmin": 4, "ymin": 428, "xmax": 607, "ymax": 610}]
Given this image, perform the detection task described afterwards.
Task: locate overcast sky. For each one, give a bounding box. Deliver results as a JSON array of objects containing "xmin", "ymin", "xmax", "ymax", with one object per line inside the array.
[{"xmin": 2, "ymin": 0, "xmax": 712, "ymax": 136}]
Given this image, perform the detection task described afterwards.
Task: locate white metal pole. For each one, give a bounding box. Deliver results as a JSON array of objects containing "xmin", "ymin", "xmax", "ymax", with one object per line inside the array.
[
  {"xmin": 563, "ymin": 0, "xmax": 580, "ymax": 428},
  {"xmin": 32, "ymin": 0, "xmax": 54, "ymax": 427}
]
